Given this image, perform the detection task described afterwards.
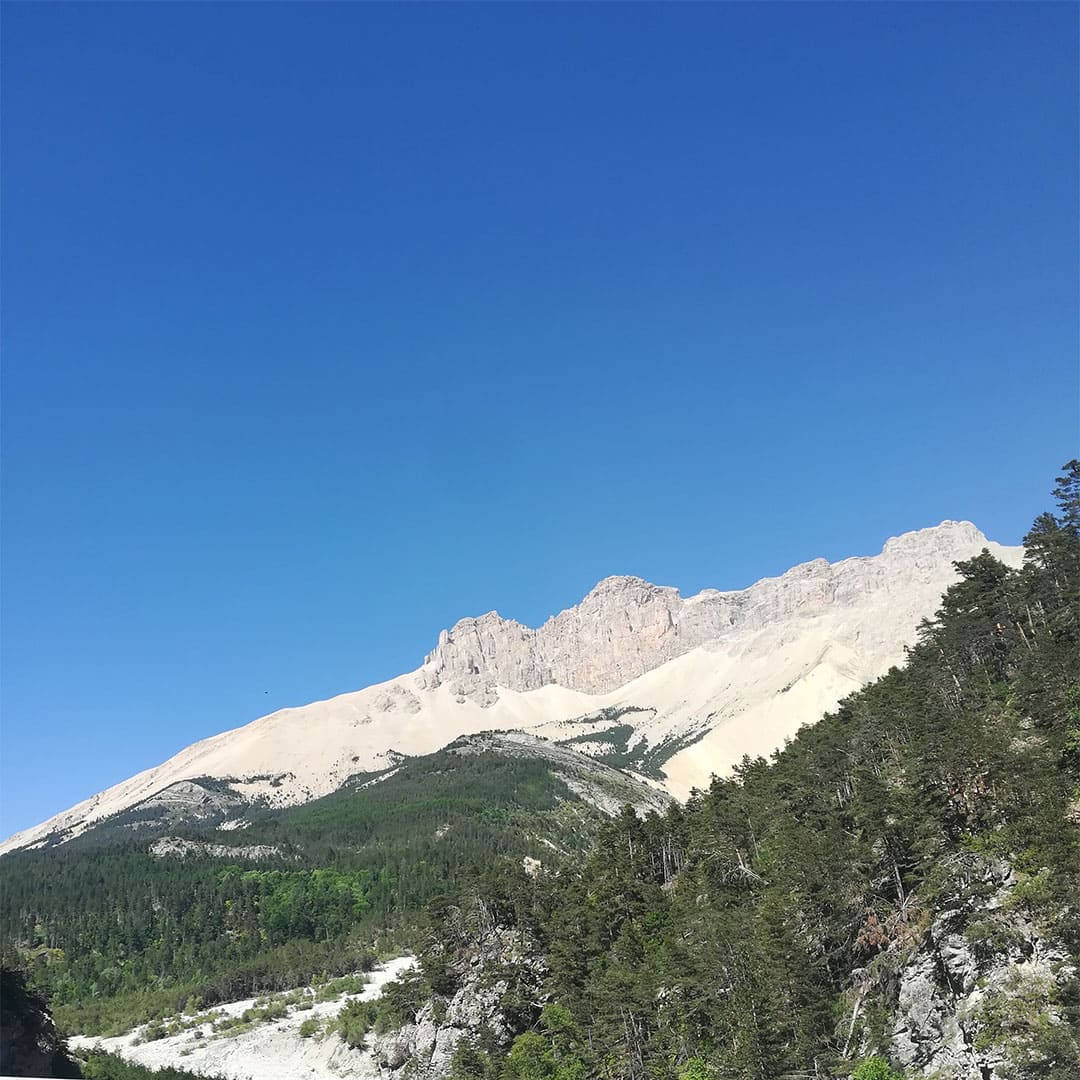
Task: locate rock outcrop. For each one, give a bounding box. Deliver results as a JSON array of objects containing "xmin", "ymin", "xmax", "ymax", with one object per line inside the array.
[
  {"xmin": 421, "ymin": 522, "xmax": 1015, "ymax": 699},
  {"xmin": 371, "ymin": 925, "xmax": 545, "ymax": 1079},
  {"xmin": 889, "ymin": 866, "xmax": 1076, "ymax": 1080},
  {"xmin": 844, "ymin": 852, "xmax": 1078, "ymax": 1079},
  {"xmin": 148, "ymin": 836, "xmax": 284, "ymax": 860}
]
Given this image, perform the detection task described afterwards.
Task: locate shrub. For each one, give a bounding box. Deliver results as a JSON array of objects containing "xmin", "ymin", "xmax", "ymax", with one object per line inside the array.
[
  {"xmin": 851, "ymin": 1058, "xmax": 904, "ymax": 1080},
  {"xmin": 314, "ymin": 973, "xmax": 368, "ymax": 1002},
  {"xmin": 678, "ymin": 1060, "xmax": 718, "ymax": 1080},
  {"xmin": 336, "ymin": 998, "xmax": 378, "ymax": 1048}
]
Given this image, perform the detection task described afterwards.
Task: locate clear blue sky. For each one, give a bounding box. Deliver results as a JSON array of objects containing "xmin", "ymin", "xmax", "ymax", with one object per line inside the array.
[{"xmin": 2, "ymin": 3, "xmax": 1076, "ymax": 837}]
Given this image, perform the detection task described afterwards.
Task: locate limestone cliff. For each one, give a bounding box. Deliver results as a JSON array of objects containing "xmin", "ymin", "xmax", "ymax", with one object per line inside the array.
[{"xmin": 420, "ymin": 521, "xmax": 1017, "ymax": 698}]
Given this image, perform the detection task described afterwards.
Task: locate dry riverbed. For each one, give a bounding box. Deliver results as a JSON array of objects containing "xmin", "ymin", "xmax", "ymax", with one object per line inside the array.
[{"xmin": 70, "ymin": 955, "xmax": 418, "ymax": 1080}]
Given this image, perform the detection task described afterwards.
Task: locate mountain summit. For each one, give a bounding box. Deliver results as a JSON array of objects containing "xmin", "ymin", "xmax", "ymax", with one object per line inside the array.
[{"xmin": 1, "ymin": 521, "xmax": 1022, "ymax": 854}]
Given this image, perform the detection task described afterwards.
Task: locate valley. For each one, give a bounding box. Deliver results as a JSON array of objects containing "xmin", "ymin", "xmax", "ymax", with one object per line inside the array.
[{"xmin": 70, "ymin": 955, "xmax": 418, "ymax": 1080}]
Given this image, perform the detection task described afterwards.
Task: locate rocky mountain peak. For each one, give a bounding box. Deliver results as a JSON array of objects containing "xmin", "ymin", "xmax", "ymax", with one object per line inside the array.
[
  {"xmin": 880, "ymin": 519, "xmax": 986, "ymax": 554},
  {"xmin": 420, "ymin": 520, "xmax": 1008, "ymax": 699},
  {"xmin": 584, "ymin": 574, "xmax": 675, "ymax": 597}
]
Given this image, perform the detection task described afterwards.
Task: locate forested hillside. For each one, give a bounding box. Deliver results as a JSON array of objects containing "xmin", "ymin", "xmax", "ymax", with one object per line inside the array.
[
  {"xmin": 381, "ymin": 465, "xmax": 1080, "ymax": 1079},
  {"xmin": 1, "ymin": 739, "xmax": 648, "ymax": 1037}
]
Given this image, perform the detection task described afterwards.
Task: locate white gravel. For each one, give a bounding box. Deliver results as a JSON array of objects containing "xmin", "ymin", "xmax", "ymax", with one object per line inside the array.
[{"xmin": 69, "ymin": 955, "xmax": 417, "ymax": 1080}]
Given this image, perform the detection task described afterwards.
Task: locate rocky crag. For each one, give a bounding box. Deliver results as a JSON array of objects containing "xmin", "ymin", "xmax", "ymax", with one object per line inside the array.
[{"xmin": 423, "ymin": 521, "xmax": 1006, "ymax": 698}]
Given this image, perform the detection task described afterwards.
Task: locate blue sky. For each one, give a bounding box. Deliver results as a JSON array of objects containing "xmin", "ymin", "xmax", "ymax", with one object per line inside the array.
[{"xmin": 2, "ymin": 3, "xmax": 1076, "ymax": 837}]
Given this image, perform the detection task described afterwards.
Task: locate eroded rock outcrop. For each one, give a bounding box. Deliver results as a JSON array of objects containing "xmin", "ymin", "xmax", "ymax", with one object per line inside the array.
[
  {"xmin": 371, "ymin": 925, "xmax": 545, "ymax": 1079},
  {"xmin": 845, "ymin": 853, "xmax": 1078, "ymax": 1079},
  {"xmin": 421, "ymin": 522, "xmax": 1017, "ymax": 699}
]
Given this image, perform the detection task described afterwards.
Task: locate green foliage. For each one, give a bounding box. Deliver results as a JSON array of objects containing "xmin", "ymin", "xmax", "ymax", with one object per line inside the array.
[
  {"xmin": 298, "ymin": 1016, "xmax": 320, "ymax": 1038},
  {"xmin": 1052, "ymin": 460, "xmax": 1080, "ymax": 534},
  {"xmin": 502, "ymin": 1032, "xmax": 559, "ymax": 1080},
  {"xmin": 1005, "ymin": 867, "xmax": 1056, "ymax": 912},
  {"xmin": 963, "ymin": 919, "xmax": 1023, "ymax": 963},
  {"xmin": 335, "ymin": 998, "xmax": 377, "ymax": 1047},
  {"xmin": 1, "ymin": 748, "xmax": 606, "ymax": 1036},
  {"xmin": 450, "ymin": 1038, "xmax": 499, "ymax": 1079},
  {"xmin": 81, "ymin": 1050, "xmax": 225, "ymax": 1079},
  {"xmin": 371, "ymin": 966, "xmax": 428, "ymax": 1032},
  {"xmin": 313, "ymin": 972, "xmax": 368, "ymax": 1001},
  {"xmin": 850, "ymin": 1059, "xmax": 904, "ymax": 1080},
  {"xmin": 677, "ymin": 1059, "xmax": 718, "ymax": 1080}
]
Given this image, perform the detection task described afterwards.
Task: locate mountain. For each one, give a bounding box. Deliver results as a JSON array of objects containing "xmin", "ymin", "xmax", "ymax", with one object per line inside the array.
[
  {"xmin": 5, "ymin": 466, "xmax": 1077, "ymax": 1080},
  {"xmin": 1, "ymin": 520, "xmax": 1022, "ymax": 854}
]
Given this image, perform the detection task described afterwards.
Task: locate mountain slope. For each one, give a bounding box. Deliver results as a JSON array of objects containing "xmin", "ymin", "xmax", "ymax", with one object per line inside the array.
[
  {"xmin": 348, "ymin": 485, "xmax": 1080, "ymax": 1080},
  {"xmin": 1, "ymin": 520, "xmax": 1022, "ymax": 853},
  {"xmin": 1, "ymin": 736, "xmax": 667, "ymax": 1037}
]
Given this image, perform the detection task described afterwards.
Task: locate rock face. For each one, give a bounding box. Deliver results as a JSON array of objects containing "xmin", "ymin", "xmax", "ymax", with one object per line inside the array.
[
  {"xmin": 421, "ymin": 577, "xmax": 686, "ymax": 696},
  {"xmin": 148, "ymin": 837, "xmax": 284, "ymax": 861},
  {"xmin": 371, "ymin": 968, "xmax": 511, "ymax": 1078},
  {"xmin": 842, "ymin": 852, "xmax": 1078, "ymax": 1080},
  {"xmin": 371, "ymin": 925, "xmax": 545, "ymax": 1079},
  {"xmin": 890, "ymin": 883, "xmax": 1076, "ymax": 1080},
  {"xmin": 1, "ymin": 521, "xmax": 1024, "ymax": 855},
  {"xmin": 421, "ymin": 521, "xmax": 1011, "ymax": 698}
]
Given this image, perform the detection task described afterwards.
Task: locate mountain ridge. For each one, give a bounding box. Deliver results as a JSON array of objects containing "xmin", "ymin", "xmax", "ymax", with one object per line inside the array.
[
  {"xmin": 1, "ymin": 520, "xmax": 1023, "ymax": 855},
  {"xmin": 420, "ymin": 520, "xmax": 1004, "ymax": 696}
]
